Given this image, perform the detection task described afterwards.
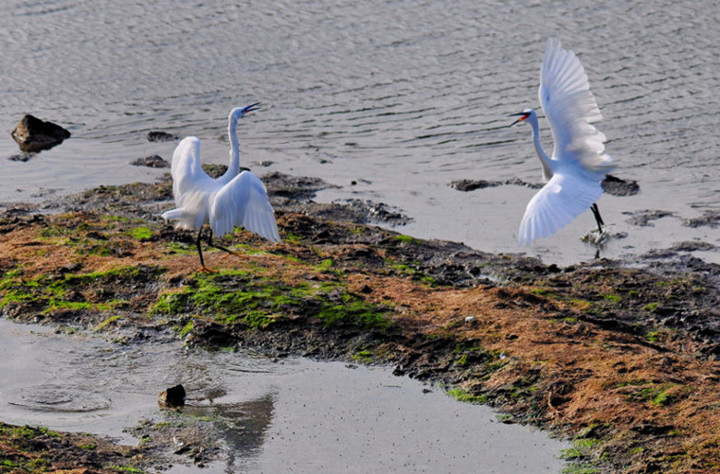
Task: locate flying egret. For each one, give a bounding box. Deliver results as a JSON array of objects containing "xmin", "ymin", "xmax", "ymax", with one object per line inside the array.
[
  {"xmin": 161, "ymin": 104, "xmax": 281, "ymax": 271},
  {"xmin": 510, "ymin": 38, "xmax": 614, "ymax": 245}
]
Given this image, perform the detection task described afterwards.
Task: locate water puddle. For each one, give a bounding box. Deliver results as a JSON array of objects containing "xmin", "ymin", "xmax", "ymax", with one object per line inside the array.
[{"xmin": 0, "ymin": 318, "xmax": 568, "ymax": 472}]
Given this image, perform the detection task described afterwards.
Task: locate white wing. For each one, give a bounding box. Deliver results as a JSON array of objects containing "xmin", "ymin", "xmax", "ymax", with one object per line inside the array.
[
  {"xmin": 161, "ymin": 136, "xmax": 217, "ymax": 230},
  {"xmin": 170, "ymin": 136, "xmax": 212, "ymax": 203},
  {"xmin": 210, "ymin": 171, "xmax": 281, "ymax": 242},
  {"xmin": 518, "ymin": 172, "xmax": 604, "ymax": 245},
  {"xmin": 540, "ymin": 38, "xmax": 613, "ymax": 179}
]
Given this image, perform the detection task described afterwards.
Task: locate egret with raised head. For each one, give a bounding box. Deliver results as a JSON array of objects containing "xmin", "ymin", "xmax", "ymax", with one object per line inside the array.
[
  {"xmin": 510, "ymin": 38, "xmax": 614, "ymax": 245},
  {"xmin": 162, "ymin": 104, "xmax": 281, "ymax": 271}
]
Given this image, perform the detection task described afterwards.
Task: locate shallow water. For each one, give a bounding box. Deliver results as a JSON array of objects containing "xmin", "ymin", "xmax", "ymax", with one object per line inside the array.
[
  {"xmin": 0, "ymin": 318, "xmax": 567, "ymax": 472},
  {"xmin": 0, "ymin": 0, "xmax": 718, "ymax": 266}
]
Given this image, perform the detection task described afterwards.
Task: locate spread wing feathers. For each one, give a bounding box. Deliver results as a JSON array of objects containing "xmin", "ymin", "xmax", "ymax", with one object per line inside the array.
[
  {"xmin": 518, "ymin": 172, "xmax": 604, "ymax": 245},
  {"xmin": 540, "ymin": 38, "xmax": 613, "ymax": 179},
  {"xmin": 170, "ymin": 136, "xmax": 211, "ymax": 203},
  {"xmin": 210, "ymin": 171, "xmax": 281, "ymax": 242}
]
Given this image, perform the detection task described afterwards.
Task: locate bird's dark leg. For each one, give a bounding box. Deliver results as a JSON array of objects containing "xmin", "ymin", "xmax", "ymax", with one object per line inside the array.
[
  {"xmin": 196, "ymin": 227, "xmax": 214, "ymax": 273},
  {"xmin": 205, "ymin": 227, "xmax": 242, "ymax": 258},
  {"xmin": 590, "ymin": 203, "xmax": 604, "ymax": 234}
]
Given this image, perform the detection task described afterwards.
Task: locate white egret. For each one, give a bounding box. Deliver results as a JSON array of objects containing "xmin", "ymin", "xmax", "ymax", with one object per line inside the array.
[
  {"xmin": 510, "ymin": 38, "xmax": 614, "ymax": 245},
  {"xmin": 161, "ymin": 103, "xmax": 281, "ymax": 271}
]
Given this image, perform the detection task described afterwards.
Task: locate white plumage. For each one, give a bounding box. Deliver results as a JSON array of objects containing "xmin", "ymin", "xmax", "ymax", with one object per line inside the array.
[
  {"xmin": 511, "ymin": 38, "xmax": 614, "ymax": 245},
  {"xmin": 162, "ymin": 104, "xmax": 280, "ymax": 269}
]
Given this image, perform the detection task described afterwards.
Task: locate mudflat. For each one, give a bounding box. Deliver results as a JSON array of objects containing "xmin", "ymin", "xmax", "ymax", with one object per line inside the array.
[{"xmin": 0, "ymin": 169, "xmax": 718, "ymax": 473}]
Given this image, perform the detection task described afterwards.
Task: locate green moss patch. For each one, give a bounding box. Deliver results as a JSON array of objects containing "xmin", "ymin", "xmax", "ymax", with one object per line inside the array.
[
  {"xmin": 152, "ymin": 269, "xmax": 391, "ymax": 332},
  {"xmin": 0, "ymin": 265, "xmax": 164, "ymax": 319},
  {"xmin": 128, "ymin": 226, "xmax": 154, "ymax": 241},
  {"xmin": 0, "ymin": 421, "xmax": 141, "ymax": 473},
  {"xmin": 447, "ymin": 388, "xmax": 488, "ymax": 404}
]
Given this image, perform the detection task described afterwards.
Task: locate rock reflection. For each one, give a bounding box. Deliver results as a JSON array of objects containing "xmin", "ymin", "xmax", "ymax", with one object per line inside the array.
[
  {"xmin": 194, "ymin": 395, "xmax": 275, "ymax": 470},
  {"xmin": 150, "ymin": 393, "xmax": 276, "ymax": 471}
]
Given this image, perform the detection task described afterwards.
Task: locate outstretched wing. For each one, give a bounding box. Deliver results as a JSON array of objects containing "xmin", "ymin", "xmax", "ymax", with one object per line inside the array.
[
  {"xmin": 170, "ymin": 136, "xmax": 208, "ymax": 203},
  {"xmin": 540, "ymin": 38, "xmax": 613, "ymax": 179},
  {"xmin": 210, "ymin": 171, "xmax": 281, "ymax": 242},
  {"xmin": 518, "ymin": 172, "xmax": 604, "ymax": 245}
]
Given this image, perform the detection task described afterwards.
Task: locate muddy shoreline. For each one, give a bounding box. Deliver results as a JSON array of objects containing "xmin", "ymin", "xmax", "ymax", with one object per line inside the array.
[{"xmin": 0, "ymin": 169, "xmax": 719, "ymax": 473}]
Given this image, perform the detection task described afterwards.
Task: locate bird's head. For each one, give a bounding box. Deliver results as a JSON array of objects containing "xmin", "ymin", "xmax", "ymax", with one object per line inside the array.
[
  {"xmin": 509, "ymin": 109, "xmax": 534, "ymax": 126},
  {"xmin": 229, "ymin": 103, "xmax": 261, "ymax": 122}
]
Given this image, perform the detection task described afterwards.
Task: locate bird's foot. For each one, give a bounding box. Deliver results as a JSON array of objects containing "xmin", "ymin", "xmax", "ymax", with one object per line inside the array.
[
  {"xmin": 581, "ymin": 228, "xmax": 609, "ymax": 246},
  {"xmin": 198, "ymin": 266, "xmax": 217, "ymax": 274},
  {"xmin": 211, "ymin": 244, "xmax": 242, "ymax": 259}
]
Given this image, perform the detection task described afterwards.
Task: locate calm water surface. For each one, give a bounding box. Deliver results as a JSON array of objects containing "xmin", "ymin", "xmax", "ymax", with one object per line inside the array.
[
  {"xmin": 0, "ymin": 318, "xmax": 568, "ymax": 472},
  {"xmin": 0, "ymin": 0, "xmax": 718, "ymax": 265}
]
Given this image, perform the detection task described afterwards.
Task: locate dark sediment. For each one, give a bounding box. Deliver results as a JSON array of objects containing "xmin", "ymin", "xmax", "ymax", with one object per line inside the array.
[{"xmin": 131, "ymin": 154, "xmax": 170, "ymax": 168}]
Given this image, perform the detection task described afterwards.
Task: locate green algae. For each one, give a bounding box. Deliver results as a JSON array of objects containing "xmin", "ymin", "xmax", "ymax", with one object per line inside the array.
[
  {"xmin": 152, "ymin": 268, "xmax": 391, "ymax": 332},
  {"xmin": 0, "ymin": 424, "xmax": 57, "ymax": 472},
  {"xmin": 393, "ymin": 234, "xmax": 419, "ymax": 244},
  {"xmin": 128, "ymin": 226, "xmax": 154, "ymax": 241},
  {"xmin": 352, "ymin": 349, "xmax": 374, "ymax": 363},
  {"xmin": 447, "ymin": 388, "xmax": 488, "ymax": 404},
  {"xmin": 0, "ymin": 265, "xmax": 164, "ymax": 318}
]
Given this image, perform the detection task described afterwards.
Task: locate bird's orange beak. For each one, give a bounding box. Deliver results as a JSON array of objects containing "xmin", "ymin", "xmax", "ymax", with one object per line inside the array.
[{"xmin": 509, "ymin": 112, "xmax": 530, "ymax": 126}]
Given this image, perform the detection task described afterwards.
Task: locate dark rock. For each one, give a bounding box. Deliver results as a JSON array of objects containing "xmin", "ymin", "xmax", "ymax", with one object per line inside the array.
[
  {"xmin": 602, "ymin": 174, "xmax": 639, "ymax": 196},
  {"xmin": 158, "ymin": 384, "xmax": 186, "ymax": 408},
  {"xmin": 146, "ymin": 131, "xmax": 178, "ymax": 142},
  {"xmin": 11, "ymin": 114, "xmax": 71, "ymax": 153},
  {"xmin": 131, "ymin": 155, "xmax": 170, "ymax": 168}
]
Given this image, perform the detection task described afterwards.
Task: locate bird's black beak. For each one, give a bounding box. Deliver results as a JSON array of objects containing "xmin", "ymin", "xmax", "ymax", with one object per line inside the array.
[
  {"xmin": 242, "ymin": 102, "xmax": 261, "ymax": 115},
  {"xmin": 508, "ymin": 112, "xmax": 528, "ymax": 127}
]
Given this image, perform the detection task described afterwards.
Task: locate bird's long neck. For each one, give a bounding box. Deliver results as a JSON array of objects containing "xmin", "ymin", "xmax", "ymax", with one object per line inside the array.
[
  {"xmin": 527, "ymin": 113, "xmax": 553, "ymax": 181},
  {"xmin": 223, "ymin": 113, "xmax": 241, "ymax": 181}
]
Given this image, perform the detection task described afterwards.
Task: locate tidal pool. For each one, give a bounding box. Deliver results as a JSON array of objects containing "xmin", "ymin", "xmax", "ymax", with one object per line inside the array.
[{"xmin": 0, "ymin": 318, "xmax": 568, "ymax": 472}]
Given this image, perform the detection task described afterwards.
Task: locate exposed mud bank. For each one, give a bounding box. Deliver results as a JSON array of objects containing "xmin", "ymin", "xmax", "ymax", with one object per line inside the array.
[{"xmin": 0, "ymin": 170, "xmax": 718, "ymax": 472}]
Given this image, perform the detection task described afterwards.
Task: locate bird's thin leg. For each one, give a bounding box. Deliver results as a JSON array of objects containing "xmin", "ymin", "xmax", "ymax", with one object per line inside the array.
[
  {"xmin": 206, "ymin": 228, "xmax": 242, "ymax": 258},
  {"xmin": 590, "ymin": 203, "xmax": 604, "ymax": 234},
  {"xmin": 196, "ymin": 227, "xmax": 215, "ymax": 273}
]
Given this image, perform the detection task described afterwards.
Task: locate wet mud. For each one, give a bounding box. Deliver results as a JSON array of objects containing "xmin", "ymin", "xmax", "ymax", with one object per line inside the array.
[{"xmin": 0, "ymin": 169, "xmax": 718, "ymax": 473}]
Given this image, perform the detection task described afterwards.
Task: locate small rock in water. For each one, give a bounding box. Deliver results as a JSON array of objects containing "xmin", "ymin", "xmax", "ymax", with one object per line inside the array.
[
  {"xmin": 7, "ymin": 154, "xmax": 33, "ymax": 162},
  {"xmin": 147, "ymin": 131, "xmax": 178, "ymax": 142},
  {"xmin": 158, "ymin": 384, "xmax": 186, "ymax": 408},
  {"xmin": 11, "ymin": 114, "xmax": 71, "ymax": 153},
  {"xmin": 131, "ymin": 154, "xmax": 170, "ymax": 168},
  {"xmin": 450, "ymin": 178, "xmax": 542, "ymax": 192},
  {"xmin": 451, "ymin": 179, "xmax": 494, "ymax": 192}
]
